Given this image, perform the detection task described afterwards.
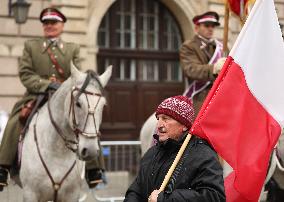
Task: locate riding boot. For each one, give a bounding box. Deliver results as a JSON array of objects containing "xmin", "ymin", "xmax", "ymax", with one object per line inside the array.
[
  {"xmin": 85, "ymin": 140, "xmax": 106, "ymax": 188},
  {"xmin": 85, "ymin": 168, "xmax": 105, "ymax": 188},
  {"xmin": 0, "ymin": 166, "xmax": 9, "ymax": 191}
]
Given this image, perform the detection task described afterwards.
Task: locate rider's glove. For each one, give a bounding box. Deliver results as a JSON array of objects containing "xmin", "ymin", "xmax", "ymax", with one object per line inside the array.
[
  {"xmin": 213, "ymin": 57, "xmax": 227, "ymax": 75},
  {"xmin": 47, "ymin": 82, "xmax": 61, "ymax": 91}
]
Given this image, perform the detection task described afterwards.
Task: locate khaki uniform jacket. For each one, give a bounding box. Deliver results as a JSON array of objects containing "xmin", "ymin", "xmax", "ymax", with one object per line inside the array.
[
  {"xmin": 180, "ymin": 35, "xmax": 217, "ymax": 113},
  {"xmin": 11, "ymin": 37, "xmax": 81, "ymax": 116}
]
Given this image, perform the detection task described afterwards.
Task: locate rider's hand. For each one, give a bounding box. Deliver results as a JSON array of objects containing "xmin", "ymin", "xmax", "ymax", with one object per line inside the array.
[
  {"xmin": 213, "ymin": 57, "xmax": 227, "ymax": 75},
  {"xmin": 47, "ymin": 82, "xmax": 61, "ymax": 91}
]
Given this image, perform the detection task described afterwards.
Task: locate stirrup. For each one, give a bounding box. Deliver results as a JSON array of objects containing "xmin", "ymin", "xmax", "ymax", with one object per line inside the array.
[
  {"xmin": 0, "ymin": 167, "xmax": 9, "ymax": 191},
  {"xmin": 86, "ymin": 168, "xmax": 104, "ymax": 188},
  {"xmin": 88, "ymin": 179, "xmax": 103, "ymax": 188}
]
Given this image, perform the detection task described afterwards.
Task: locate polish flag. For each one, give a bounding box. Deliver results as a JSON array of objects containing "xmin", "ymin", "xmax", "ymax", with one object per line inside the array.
[
  {"xmin": 228, "ymin": 0, "xmax": 248, "ymax": 16},
  {"xmin": 190, "ymin": 0, "xmax": 284, "ymax": 201}
]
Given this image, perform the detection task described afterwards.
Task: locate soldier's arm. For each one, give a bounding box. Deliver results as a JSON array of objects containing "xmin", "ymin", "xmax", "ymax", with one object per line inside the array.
[
  {"xmin": 180, "ymin": 43, "xmax": 215, "ymax": 81},
  {"xmin": 18, "ymin": 41, "xmax": 50, "ymax": 93}
]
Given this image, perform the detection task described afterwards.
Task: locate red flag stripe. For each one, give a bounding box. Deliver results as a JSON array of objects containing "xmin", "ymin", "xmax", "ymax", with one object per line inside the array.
[{"xmin": 191, "ymin": 56, "xmax": 281, "ymax": 201}]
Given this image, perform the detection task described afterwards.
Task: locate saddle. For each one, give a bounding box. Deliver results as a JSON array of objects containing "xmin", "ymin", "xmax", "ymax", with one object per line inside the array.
[{"xmin": 19, "ymin": 99, "xmax": 36, "ymax": 125}]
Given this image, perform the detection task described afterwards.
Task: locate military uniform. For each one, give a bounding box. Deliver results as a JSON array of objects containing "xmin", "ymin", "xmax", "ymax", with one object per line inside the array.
[
  {"xmin": 180, "ymin": 11, "xmax": 222, "ymax": 115},
  {"xmin": 0, "ymin": 37, "xmax": 80, "ymax": 166},
  {"xmin": 180, "ymin": 35, "xmax": 217, "ymax": 113}
]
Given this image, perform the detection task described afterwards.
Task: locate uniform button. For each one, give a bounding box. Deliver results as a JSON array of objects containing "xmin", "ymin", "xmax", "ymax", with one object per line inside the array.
[
  {"xmin": 52, "ymin": 65, "xmax": 55, "ymax": 68},
  {"xmin": 54, "ymin": 55, "xmax": 58, "ymax": 58},
  {"xmin": 52, "ymin": 47, "xmax": 55, "ymax": 50}
]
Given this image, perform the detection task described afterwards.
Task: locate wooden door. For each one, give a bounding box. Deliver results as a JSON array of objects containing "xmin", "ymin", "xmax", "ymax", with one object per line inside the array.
[{"xmin": 97, "ymin": 0, "xmax": 184, "ymax": 140}]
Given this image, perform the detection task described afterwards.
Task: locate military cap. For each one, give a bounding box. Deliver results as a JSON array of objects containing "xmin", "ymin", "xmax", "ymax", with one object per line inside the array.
[
  {"xmin": 192, "ymin": 11, "xmax": 220, "ymax": 26},
  {"xmin": 39, "ymin": 7, "xmax": 67, "ymax": 23}
]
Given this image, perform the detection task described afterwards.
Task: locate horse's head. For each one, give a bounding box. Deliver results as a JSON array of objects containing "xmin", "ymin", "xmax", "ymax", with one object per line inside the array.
[{"xmin": 67, "ymin": 64, "xmax": 112, "ymax": 161}]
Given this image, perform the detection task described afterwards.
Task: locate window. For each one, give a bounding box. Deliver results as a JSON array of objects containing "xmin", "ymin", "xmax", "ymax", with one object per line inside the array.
[{"xmin": 97, "ymin": 0, "xmax": 183, "ymax": 82}]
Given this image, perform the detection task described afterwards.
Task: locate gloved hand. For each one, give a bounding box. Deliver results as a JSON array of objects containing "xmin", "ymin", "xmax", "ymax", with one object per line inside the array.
[
  {"xmin": 47, "ymin": 82, "xmax": 61, "ymax": 91},
  {"xmin": 213, "ymin": 57, "xmax": 227, "ymax": 75}
]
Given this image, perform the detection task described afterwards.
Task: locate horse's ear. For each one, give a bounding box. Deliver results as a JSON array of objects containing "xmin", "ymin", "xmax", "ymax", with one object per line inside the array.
[
  {"xmin": 71, "ymin": 62, "xmax": 84, "ymax": 81},
  {"xmin": 99, "ymin": 65, "xmax": 113, "ymax": 87}
]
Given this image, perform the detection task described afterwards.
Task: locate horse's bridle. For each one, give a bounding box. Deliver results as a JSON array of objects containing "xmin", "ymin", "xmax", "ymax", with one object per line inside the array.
[
  {"xmin": 69, "ymin": 87, "xmax": 102, "ymax": 139},
  {"xmin": 48, "ymin": 71, "xmax": 104, "ymax": 153}
]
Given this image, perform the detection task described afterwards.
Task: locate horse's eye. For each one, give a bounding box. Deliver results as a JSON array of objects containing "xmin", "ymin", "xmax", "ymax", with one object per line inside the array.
[{"xmin": 76, "ymin": 102, "xmax": 82, "ymax": 108}]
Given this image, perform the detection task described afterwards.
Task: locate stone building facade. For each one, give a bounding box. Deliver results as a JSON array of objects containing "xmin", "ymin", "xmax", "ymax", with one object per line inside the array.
[{"xmin": 0, "ymin": 0, "xmax": 283, "ymax": 139}]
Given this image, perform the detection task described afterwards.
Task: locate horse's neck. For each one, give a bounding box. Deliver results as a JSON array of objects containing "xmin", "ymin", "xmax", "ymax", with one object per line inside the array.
[{"xmin": 37, "ymin": 81, "xmax": 74, "ymax": 153}]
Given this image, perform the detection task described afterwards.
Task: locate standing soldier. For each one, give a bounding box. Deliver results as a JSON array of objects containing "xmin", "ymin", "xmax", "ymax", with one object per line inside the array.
[
  {"xmin": 0, "ymin": 7, "xmax": 105, "ymax": 191},
  {"xmin": 180, "ymin": 11, "xmax": 226, "ymax": 114}
]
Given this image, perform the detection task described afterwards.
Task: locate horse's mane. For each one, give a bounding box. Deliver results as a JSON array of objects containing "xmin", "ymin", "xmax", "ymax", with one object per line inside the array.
[{"xmin": 75, "ymin": 70, "xmax": 104, "ymax": 102}]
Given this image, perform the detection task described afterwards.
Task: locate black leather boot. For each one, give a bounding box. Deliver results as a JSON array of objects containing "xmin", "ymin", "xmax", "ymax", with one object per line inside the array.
[
  {"xmin": 85, "ymin": 168, "xmax": 105, "ymax": 188},
  {"xmin": 0, "ymin": 166, "xmax": 8, "ymax": 191}
]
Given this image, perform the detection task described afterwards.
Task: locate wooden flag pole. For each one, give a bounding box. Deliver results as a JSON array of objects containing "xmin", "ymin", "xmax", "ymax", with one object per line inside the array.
[
  {"xmin": 223, "ymin": 0, "xmax": 230, "ymax": 56},
  {"xmin": 159, "ymin": 133, "xmax": 192, "ymax": 192}
]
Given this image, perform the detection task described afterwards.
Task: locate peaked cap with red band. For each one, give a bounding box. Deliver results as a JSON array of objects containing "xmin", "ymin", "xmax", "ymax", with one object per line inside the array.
[
  {"xmin": 156, "ymin": 95, "xmax": 195, "ymax": 128},
  {"xmin": 193, "ymin": 11, "xmax": 220, "ymax": 26},
  {"xmin": 40, "ymin": 7, "xmax": 67, "ymax": 23}
]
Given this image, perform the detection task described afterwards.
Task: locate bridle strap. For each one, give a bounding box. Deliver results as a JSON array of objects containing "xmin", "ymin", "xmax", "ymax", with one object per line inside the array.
[
  {"xmin": 69, "ymin": 88, "xmax": 102, "ymax": 138},
  {"xmin": 74, "ymin": 70, "xmax": 104, "ymax": 102},
  {"xmin": 48, "ymin": 92, "xmax": 78, "ymax": 152},
  {"xmin": 33, "ymin": 114, "xmax": 76, "ymax": 202}
]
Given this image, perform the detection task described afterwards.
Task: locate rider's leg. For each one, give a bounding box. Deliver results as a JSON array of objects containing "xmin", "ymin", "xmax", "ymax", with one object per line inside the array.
[
  {"xmin": 85, "ymin": 142, "xmax": 106, "ymax": 188},
  {"xmin": 0, "ymin": 165, "xmax": 9, "ymax": 191},
  {"xmin": 0, "ymin": 112, "xmax": 21, "ymax": 190}
]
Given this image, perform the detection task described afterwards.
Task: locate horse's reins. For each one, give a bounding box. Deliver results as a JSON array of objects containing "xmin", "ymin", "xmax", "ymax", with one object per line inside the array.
[
  {"xmin": 47, "ymin": 92, "xmax": 79, "ymax": 152},
  {"xmin": 33, "ymin": 71, "xmax": 104, "ymax": 202}
]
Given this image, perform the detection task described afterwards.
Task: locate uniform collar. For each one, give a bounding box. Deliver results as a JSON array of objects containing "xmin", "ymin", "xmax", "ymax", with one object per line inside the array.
[
  {"xmin": 195, "ymin": 35, "xmax": 215, "ymax": 50},
  {"xmin": 41, "ymin": 38, "xmax": 65, "ymax": 55},
  {"xmin": 197, "ymin": 34, "xmax": 215, "ymax": 44}
]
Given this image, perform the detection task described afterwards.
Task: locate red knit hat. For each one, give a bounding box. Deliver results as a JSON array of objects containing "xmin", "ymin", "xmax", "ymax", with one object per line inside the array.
[{"xmin": 155, "ymin": 96, "xmax": 195, "ymax": 128}]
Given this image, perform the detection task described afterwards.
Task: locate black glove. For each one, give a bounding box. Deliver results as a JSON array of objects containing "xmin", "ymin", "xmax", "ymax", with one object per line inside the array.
[{"xmin": 48, "ymin": 82, "xmax": 61, "ymax": 91}]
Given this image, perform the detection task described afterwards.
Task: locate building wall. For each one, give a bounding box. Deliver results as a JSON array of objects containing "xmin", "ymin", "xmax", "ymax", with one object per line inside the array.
[{"xmin": 0, "ymin": 0, "xmax": 283, "ymax": 113}]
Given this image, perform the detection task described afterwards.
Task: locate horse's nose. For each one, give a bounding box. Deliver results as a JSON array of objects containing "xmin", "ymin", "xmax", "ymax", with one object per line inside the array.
[{"xmin": 81, "ymin": 148, "xmax": 89, "ymax": 159}]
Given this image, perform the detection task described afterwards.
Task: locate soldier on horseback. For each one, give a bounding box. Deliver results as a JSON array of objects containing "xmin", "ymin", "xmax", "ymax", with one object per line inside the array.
[
  {"xmin": 0, "ymin": 7, "xmax": 105, "ymax": 191},
  {"xmin": 180, "ymin": 11, "xmax": 226, "ymax": 114}
]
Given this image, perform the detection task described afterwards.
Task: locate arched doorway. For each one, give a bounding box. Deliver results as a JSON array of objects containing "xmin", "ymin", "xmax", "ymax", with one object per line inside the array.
[{"xmin": 97, "ymin": 0, "xmax": 184, "ymax": 140}]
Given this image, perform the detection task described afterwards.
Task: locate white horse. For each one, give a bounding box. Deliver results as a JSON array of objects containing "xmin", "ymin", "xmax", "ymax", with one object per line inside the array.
[
  {"xmin": 19, "ymin": 64, "xmax": 112, "ymax": 202},
  {"xmin": 0, "ymin": 110, "xmax": 8, "ymax": 144},
  {"xmin": 139, "ymin": 113, "xmax": 157, "ymax": 155}
]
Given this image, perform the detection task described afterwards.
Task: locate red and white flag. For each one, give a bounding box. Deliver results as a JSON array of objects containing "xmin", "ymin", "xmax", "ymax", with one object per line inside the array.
[
  {"xmin": 191, "ymin": 0, "xmax": 284, "ymax": 201},
  {"xmin": 228, "ymin": 0, "xmax": 248, "ymax": 16}
]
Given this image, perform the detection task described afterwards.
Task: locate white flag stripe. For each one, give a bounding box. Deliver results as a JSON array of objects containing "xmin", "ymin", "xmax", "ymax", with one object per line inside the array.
[{"xmin": 230, "ymin": 0, "xmax": 284, "ymax": 126}]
